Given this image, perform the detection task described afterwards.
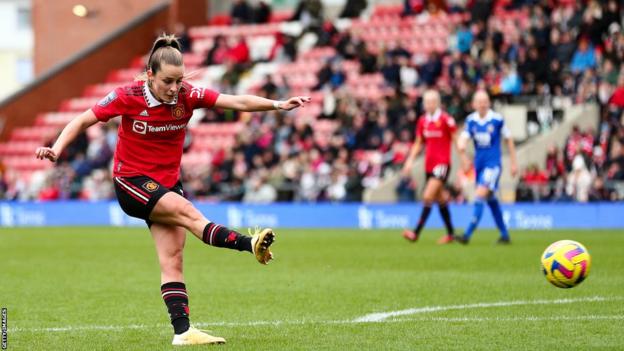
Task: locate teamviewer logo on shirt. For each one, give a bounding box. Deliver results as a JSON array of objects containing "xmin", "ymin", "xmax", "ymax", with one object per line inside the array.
[{"xmin": 132, "ymin": 120, "xmax": 147, "ymax": 134}]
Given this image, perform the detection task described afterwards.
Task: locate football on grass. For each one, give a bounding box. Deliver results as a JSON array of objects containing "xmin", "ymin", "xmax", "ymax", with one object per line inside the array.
[{"xmin": 541, "ymin": 240, "xmax": 591, "ymax": 288}]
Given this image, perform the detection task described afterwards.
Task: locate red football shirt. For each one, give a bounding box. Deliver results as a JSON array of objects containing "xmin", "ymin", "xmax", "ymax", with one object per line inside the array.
[
  {"xmin": 416, "ymin": 109, "xmax": 456, "ymax": 173},
  {"xmin": 91, "ymin": 80, "xmax": 219, "ymax": 187}
]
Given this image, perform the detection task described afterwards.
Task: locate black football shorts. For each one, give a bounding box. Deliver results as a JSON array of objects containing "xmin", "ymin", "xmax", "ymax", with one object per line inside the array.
[{"xmin": 113, "ymin": 175, "xmax": 184, "ymax": 226}]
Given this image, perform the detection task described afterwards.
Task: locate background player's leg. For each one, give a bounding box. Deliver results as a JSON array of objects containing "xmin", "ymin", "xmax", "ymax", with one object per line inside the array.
[
  {"xmin": 151, "ymin": 223, "xmax": 190, "ymax": 335},
  {"xmin": 437, "ymin": 188, "xmax": 455, "ymax": 243},
  {"xmin": 150, "ymin": 192, "xmax": 253, "ymax": 252},
  {"xmin": 405, "ymin": 178, "xmax": 441, "ymax": 241},
  {"xmin": 459, "ymin": 186, "xmax": 490, "ymax": 243},
  {"xmin": 487, "ymin": 197, "xmax": 510, "ymax": 242}
]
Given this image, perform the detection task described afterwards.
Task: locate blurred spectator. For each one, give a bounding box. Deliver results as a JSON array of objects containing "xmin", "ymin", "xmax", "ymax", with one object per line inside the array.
[
  {"xmin": 396, "ymin": 176, "xmax": 416, "ymax": 202},
  {"xmin": 242, "ymin": 174, "xmax": 277, "ymax": 203},
  {"xmin": 339, "ymin": 0, "xmax": 367, "ymax": 18},
  {"xmin": 231, "ymin": 0, "xmax": 252, "ymax": 24},
  {"xmin": 313, "ymin": 59, "xmax": 346, "ymax": 90},
  {"xmin": 419, "ymin": 53, "xmax": 442, "ymax": 86},
  {"xmin": 227, "ymin": 36, "xmax": 250, "ymax": 65},
  {"xmin": 516, "ymin": 163, "xmax": 548, "ymax": 202},
  {"xmin": 455, "ymin": 22, "xmax": 473, "ymax": 54},
  {"xmin": 253, "ymin": 1, "xmax": 272, "ymax": 24},
  {"xmin": 500, "ymin": 63, "xmax": 522, "ymax": 95},
  {"xmin": 81, "ymin": 169, "xmax": 114, "ymax": 201},
  {"xmin": 566, "ymin": 154, "xmax": 593, "ymax": 202},
  {"xmin": 173, "ymin": 23, "xmax": 191, "ymax": 53},
  {"xmin": 589, "ymin": 178, "xmax": 613, "ymax": 201},
  {"xmin": 403, "ymin": 0, "xmax": 425, "ymax": 16},
  {"xmin": 203, "ymin": 35, "xmax": 229, "ymax": 66},
  {"xmin": 570, "ymin": 39, "xmax": 597, "ymax": 75},
  {"xmin": 608, "ymin": 74, "xmax": 624, "ymax": 109},
  {"xmin": 292, "ymin": 0, "xmax": 324, "ymax": 29}
]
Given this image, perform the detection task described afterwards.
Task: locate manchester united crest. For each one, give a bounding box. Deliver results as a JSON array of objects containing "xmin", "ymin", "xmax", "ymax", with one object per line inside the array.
[
  {"xmin": 172, "ymin": 105, "xmax": 185, "ymax": 119},
  {"xmin": 142, "ymin": 181, "xmax": 160, "ymax": 192}
]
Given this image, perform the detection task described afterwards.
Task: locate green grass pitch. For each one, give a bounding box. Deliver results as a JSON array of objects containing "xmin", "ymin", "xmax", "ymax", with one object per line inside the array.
[{"xmin": 1, "ymin": 227, "xmax": 623, "ymax": 350}]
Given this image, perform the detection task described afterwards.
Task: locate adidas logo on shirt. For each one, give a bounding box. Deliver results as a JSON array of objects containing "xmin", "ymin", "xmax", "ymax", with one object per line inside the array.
[{"xmin": 139, "ymin": 110, "xmax": 149, "ymax": 117}]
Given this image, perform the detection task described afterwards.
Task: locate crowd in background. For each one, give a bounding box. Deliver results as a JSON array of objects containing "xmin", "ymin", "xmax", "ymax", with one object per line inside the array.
[{"xmin": 2, "ymin": 0, "xmax": 624, "ymax": 204}]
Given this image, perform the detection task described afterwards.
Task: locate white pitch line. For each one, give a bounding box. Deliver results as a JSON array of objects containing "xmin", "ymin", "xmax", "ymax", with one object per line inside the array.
[
  {"xmin": 353, "ymin": 296, "xmax": 620, "ymax": 322},
  {"xmin": 8, "ymin": 296, "xmax": 622, "ymax": 333}
]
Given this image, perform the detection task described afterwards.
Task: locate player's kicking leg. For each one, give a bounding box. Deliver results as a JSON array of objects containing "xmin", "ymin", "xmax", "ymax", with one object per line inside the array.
[{"xmin": 150, "ymin": 192, "xmax": 275, "ymax": 264}]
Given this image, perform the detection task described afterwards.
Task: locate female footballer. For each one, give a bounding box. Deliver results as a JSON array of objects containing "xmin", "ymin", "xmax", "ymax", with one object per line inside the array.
[
  {"xmin": 35, "ymin": 34, "xmax": 310, "ymax": 345},
  {"xmin": 401, "ymin": 90, "xmax": 457, "ymax": 244}
]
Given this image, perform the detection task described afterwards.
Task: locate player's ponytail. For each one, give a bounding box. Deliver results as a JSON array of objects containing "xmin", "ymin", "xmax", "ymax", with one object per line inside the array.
[{"xmin": 136, "ymin": 33, "xmax": 183, "ymax": 81}]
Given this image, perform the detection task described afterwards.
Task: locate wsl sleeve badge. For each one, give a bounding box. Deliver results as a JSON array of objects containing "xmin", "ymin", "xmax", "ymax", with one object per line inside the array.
[
  {"xmin": 541, "ymin": 240, "xmax": 591, "ymax": 288},
  {"xmin": 98, "ymin": 91, "xmax": 118, "ymax": 107}
]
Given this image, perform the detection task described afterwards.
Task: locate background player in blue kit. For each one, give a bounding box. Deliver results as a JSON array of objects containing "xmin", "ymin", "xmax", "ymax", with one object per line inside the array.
[{"xmin": 455, "ymin": 91, "xmax": 518, "ymax": 244}]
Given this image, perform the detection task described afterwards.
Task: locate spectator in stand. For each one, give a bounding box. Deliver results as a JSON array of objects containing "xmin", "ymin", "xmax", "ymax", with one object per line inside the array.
[
  {"xmin": 455, "ymin": 21, "xmax": 473, "ymax": 54},
  {"xmin": 545, "ymin": 145, "xmax": 566, "ymax": 200},
  {"xmin": 357, "ymin": 42, "xmax": 378, "ymax": 74},
  {"xmin": 403, "ymin": 0, "xmax": 425, "ymax": 16},
  {"xmin": 38, "ymin": 175, "xmax": 61, "ymax": 201},
  {"xmin": 608, "ymin": 74, "xmax": 624, "ymax": 110},
  {"xmin": 469, "ymin": 0, "xmax": 492, "ymax": 23},
  {"xmin": 419, "ymin": 53, "xmax": 442, "ymax": 86},
  {"xmin": 82, "ymin": 169, "xmax": 114, "ymax": 201},
  {"xmin": 313, "ymin": 59, "xmax": 346, "ymax": 90},
  {"xmin": 589, "ymin": 177, "xmax": 614, "ymax": 201},
  {"xmin": 381, "ymin": 54, "xmax": 402, "ymax": 88},
  {"xmin": 227, "ymin": 36, "xmax": 250, "ymax": 65},
  {"xmin": 173, "ymin": 23, "xmax": 191, "ymax": 53},
  {"xmin": 500, "ymin": 62, "xmax": 522, "ymax": 96},
  {"xmin": 203, "ymin": 35, "xmax": 229, "ymax": 66},
  {"xmin": 326, "ymin": 168, "xmax": 348, "ymax": 202},
  {"xmin": 242, "ymin": 173, "xmax": 277, "ymax": 204},
  {"xmin": 339, "ymin": 0, "xmax": 367, "ymax": 18},
  {"xmin": 517, "ymin": 163, "xmax": 548, "ymax": 202},
  {"xmin": 292, "ymin": 0, "xmax": 324, "ymax": 30},
  {"xmin": 566, "ymin": 154, "xmax": 593, "ymax": 202},
  {"xmin": 268, "ymin": 32, "xmax": 297, "ymax": 62},
  {"xmin": 253, "ymin": 0, "xmax": 272, "ymax": 24},
  {"xmin": 571, "ymin": 38, "xmax": 597, "ymax": 75},
  {"xmin": 231, "ymin": 0, "xmax": 252, "ymax": 24},
  {"xmin": 565, "ymin": 125, "xmax": 583, "ymax": 170}
]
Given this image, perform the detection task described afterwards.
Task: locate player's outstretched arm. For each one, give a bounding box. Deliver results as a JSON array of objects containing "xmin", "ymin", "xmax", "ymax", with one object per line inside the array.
[
  {"xmin": 35, "ymin": 109, "xmax": 99, "ymax": 162},
  {"xmin": 401, "ymin": 137, "xmax": 422, "ymax": 177},
  {"xmin": 214, "ymin": 94, "xmax": 310, "ymax": 112},
  {"xmin": 506, "ymin": 137, "xmax": 518, "ymax": 177}
]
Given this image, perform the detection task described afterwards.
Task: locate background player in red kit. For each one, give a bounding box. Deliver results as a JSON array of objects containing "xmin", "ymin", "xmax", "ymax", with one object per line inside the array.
[
  {"xmin": 401, "ymin": 90, "xmax": 457, "ymax": 244},
  {"xmin": 35, "ymin": 34, "xmax": 310, "ymax": 346}
]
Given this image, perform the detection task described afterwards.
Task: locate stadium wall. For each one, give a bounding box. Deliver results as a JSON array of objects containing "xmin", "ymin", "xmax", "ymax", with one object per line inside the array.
[{"xmin": 1, "ymin": 201, "xmax": 623, "ymax": 229}]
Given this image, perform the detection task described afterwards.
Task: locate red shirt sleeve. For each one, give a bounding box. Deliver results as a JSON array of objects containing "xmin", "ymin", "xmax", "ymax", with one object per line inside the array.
[
  {"xmin": 186, "ymin": 84, "xmax": 220, "ymax": 109},
  {"xmin": 91, "ymin": 88, "xmax": 126, "ymax": 122}
]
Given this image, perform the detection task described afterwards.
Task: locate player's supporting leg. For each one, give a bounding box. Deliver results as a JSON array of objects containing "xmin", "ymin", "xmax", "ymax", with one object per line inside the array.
[
  {"xmin": 456, "ymin": 186, "xmax": 490, "ymax": 244},
  {"xmin": 150, "ymin": 192, "xmax": 274, "ymax": 264},
  {"xmin": 487, "ymin": 197, "xmax": 511, "ymax": 243},
  {"xmin": 437, "ymin": 189, "xmax": 455, "ymax": 244},
  {"xmin": 150, "ymin": 223, "xmax": 225, "ymax": 345}
]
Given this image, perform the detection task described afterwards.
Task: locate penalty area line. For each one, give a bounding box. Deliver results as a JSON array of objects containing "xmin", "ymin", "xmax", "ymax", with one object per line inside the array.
[{"xmin": 353, "ymin": 296, "xmax": 622, "ymax": 322}]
